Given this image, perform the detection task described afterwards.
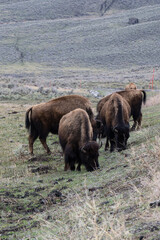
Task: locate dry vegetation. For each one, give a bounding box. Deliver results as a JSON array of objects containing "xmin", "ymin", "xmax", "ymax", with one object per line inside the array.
[
  {"xmin": 37, "ymin": 134, "xmax": 160, "ymax": 240},
  {"xmin": 0, "ymin": 92, "xmax": 160, "ymax": 240},
  {"xmin": 145, "ymin": 93, "xmax": 160, "ymax": 107},
  {"xmin": 0, "ymin": 1, "xmax": 160, "ymax": 239}
]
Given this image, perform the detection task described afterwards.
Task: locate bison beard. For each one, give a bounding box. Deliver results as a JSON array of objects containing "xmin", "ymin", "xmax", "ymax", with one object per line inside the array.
[{"xmin": 58, "ymin": 109, "xmax": 100, "ymax": 172}]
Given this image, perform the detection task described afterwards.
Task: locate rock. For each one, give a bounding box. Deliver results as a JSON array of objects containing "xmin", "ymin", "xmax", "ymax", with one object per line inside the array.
[
  {"xmin": 128, "ymin": 18, "xmax": 139, "ymax": 25},
  {"xmin": 89, "ymin": 90, "xmax": 100, "ymax": 98},
  {"xmin": 150, "ymin": 200, "xmax": 160, "ymax": 208},
  {"xmin": 150, "ymin": 201, "xmax": 157, "ymax": 208}
]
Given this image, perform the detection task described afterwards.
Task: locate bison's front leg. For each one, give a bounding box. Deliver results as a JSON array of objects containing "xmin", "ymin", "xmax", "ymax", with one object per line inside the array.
[{"xmin": 105, "ymin": 137, "xmax": 109, "ymax": 151}]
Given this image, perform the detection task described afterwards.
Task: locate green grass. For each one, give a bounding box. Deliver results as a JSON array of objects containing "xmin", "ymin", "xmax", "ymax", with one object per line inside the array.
[{"xmin": 0, "ymin": 93, "xmax": 160, "ymax": 239}]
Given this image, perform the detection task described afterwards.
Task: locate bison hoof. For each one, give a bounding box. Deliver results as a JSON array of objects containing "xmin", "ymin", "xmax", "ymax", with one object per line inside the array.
[
  {"xmin": 70, "ymin": 166, "xmax": 75, "ymax": 171},
  {"xmin": 130, "ymin": 126, "xmax": 136, "ymax": 131}
]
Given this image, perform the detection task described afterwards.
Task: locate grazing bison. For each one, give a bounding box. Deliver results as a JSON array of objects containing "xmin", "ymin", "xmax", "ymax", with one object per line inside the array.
[
  {"xmin": 25, "ymin": 95, "xmax": 100, "ymax": 155},
  {"xmin": 100, "ymin": 93, "xmax": 130, "ymax": 152},
  {"xmin": 97, "ymin": 89, "xmax": 146, "ymax": 131},
  {"xmin": 125, "ymin": 82, "xmax": 137, "ymax": 90},
  {"xmin": 59, "ymin": 108, "xmax": 100, "ymax": 171}
]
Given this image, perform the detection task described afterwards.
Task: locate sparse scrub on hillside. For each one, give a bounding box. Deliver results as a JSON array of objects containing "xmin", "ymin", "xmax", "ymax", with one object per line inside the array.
[
  {"xmin": 145, "ymin": 93, "xmax": 160, "ymax": 107},
  {"xmin": 39, "ymin": 193, "xmax": 132, "ymax": 240},
  {"xmin": 38, "ymin": 136, "xmax": 160, "ymax": 240}
]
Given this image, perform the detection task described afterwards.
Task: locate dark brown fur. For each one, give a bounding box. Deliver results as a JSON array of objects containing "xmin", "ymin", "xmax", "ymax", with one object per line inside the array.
[
  {"xmin": 100, "ymin": 93, "xmax": 130, "ymax": 152},
  {"xmin": 58, "ymin": 109, "xmax": 100, "ymax": 171},
  {"xmin": 25, "ymin": 95, "xmax": 97, "ymax": 154},
  {"xmin": 97, "ymin": 89, "xmax": 146, "ymax": 131}
]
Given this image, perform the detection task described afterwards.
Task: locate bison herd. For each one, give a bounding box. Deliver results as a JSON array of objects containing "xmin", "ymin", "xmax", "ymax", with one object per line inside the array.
[{"xmin": 25, "ymin": 83, "xmax": 146, "ymax": 172}]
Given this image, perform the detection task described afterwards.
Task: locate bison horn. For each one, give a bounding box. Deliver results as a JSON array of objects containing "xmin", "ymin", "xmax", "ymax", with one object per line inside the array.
[
  {"xmin": 80, "ymin": 145, "xmax": 87, "ymax": 153},
  {"xmin": 113, "ymin": 126, "xmax": 118, "ymax": 133}
]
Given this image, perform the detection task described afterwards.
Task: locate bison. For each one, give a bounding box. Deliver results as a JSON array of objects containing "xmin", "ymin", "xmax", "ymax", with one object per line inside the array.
[
  {"xmin": 59, "ymin": 108, "xmax": 100, "ymax": 171},
  {"xmin": 125, "ymin": 82, "xmax": 137, "ymax": 90},
  {"xmin": 97, "ymin": 89, "xmax": 146, "ymax": 131},
  {"xmin": 25, "ymin": 95, "xmax": 100, "ymax": 155},
  {"xmin": 100, "ymin": 93, "xmax": 130, "ymax": 152}
]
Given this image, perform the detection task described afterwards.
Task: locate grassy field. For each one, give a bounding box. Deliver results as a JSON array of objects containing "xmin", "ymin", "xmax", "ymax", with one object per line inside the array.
[
  {"xmin": 0, "ymin": 1, "xmax": 160, "ymax": 239},
  {"xmin": 0, "ymin": 91, "xmax": 160, "ymax": 240}
]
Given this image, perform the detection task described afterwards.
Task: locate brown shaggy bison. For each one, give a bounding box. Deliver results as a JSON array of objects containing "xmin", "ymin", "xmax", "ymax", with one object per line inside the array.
[
  {"xmin": 100, "ymin": 93, "xmax": 130, "ymax": 152},
  {"xmin": 125, "ymin": 82, "xmax": 137, "ymax": 90},
  {"xmin": 25, "ymin": 95, "xmax": 100, "ymax": 155},
  {"xmin": 97, "ymin": 89, "xmax": 146, "ymax": 131},
  {"xmin": 59, "ymin": 108, "xmax": 100, "ymax": 171}
]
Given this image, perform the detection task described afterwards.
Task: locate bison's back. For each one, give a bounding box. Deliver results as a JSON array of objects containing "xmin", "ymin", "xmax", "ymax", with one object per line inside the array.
[
  {"xmin": 59, "ymin": 108, "xmax": 93, "ymax": 150},
  {"xmin": 100, "ymin": 93, "xmax": 130, "ymax": 127},
  {"xmin": 30, "ymin": 95, "xmax": 94, "ymax": 134},
  {"xmin": 97, "ymin": 95, "xmax": 110, "ymax": 114},
  {"xmin": 97, "ymin": 89, "xmax": 146, "ymax": 115}
]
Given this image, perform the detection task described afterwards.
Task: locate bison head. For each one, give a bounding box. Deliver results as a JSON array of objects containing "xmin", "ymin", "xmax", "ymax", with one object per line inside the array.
[
  {"xmin": 113, "ymin": 124, "xmax": 130, "ymax": 151},
  {"xmin": 80, "ymin": 141, "xmax": 101, "ymax": 171}
]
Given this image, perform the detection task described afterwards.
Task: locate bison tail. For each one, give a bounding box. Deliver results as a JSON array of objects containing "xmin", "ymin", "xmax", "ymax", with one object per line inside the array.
[
  {"xmin": 141, "ymin": 90, "xmax": 147, "ymax": 104},
  {"xmin": 25, "ymin": 107, "xmax": 32, "ymax": 131}
]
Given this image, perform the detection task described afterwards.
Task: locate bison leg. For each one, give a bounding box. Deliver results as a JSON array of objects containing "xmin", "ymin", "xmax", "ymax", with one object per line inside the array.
[
  {"xmin": 70, "ymin": 163, "xmax": 75, "ymax": 171},
  {"xmin": 39, "ymin": 137, "xmax": 51, "ymax": 154},
  {"xmin": 137, "ymin": 112, "xmax": 142, "ymax": 130},
  {"xmin": 105, "ymin": 137, "xmax": 109, "ymax": 151},
  {"xmin": 28, "ymin": 133, "xmax": 38, "ymax": 155},
  {"xmin": 110, "ymin": 139, "xmax": 115, "ymax": 152},
  {"xmin": 77, "ymin": 162, "xmax": 81, "ymax": 171},
  {"xmin": 64, "ymin": 150, "xmax": 74, "ymax": 171},
  {"xmin": 130, "ymin": 121, "xmax": 137, "ymax": 131},
  {"xmin": 64, "ymin": 162, "xmax": 70, "ymax": 171},
  {"xmin": 64, "ymin": 144, "xmax": 76, "ymax": 171}
]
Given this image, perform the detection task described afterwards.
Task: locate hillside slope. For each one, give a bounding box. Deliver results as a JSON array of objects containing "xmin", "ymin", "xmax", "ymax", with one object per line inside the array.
[
  {"xmin": 0, "ymin": 3, "xmax": 160, "ymax": 73},
  {"xmin": 0, "ymin": 1, "xmax": 160, "ymax": 101},
  {"xmin": 0, "ymin": 0, "xmax": 160, "ymax": 23}
]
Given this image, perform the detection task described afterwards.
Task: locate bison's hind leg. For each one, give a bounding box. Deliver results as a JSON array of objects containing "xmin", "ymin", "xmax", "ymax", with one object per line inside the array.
[
  {"xmin": 105, "ymin": 137, "xmax": 109, "ymax": 151},
  {"xmin": 28, "ymin": 131, "xmax": 38, "ymax": 155},
  {"xmin": 39, "ymin": 137, "xmax": 51, "ymax": 154},
  {"xmin": 64, "ymin": 162, "xmax": 70, "ymax": 171},
  {"xmin": 64, "ymin": 144, "xmax": 76, "ymax": 171},
  {"xmin": 110, "ymin": 139, "xmax": 115, "ymax": 152},
  {"xmin": 137, "ymin": 112, "xmax": 142, "ymax": 130},
  {"xmin": 64, "ymin": 154, "xmax": 75, "ymax": 171}
]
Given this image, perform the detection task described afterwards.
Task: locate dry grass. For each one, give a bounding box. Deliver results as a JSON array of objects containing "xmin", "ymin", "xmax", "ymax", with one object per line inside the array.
[
  {"xmin": 39, "ymin": 194, "xmax": 132, "ymax": 240},
  {"xmin": 145, "ymin": 93, "xmax": 160, "ymax": 107},
  {"xmin": 37, "ymin": 135, "xmax": 160, "ymax": 240}
]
